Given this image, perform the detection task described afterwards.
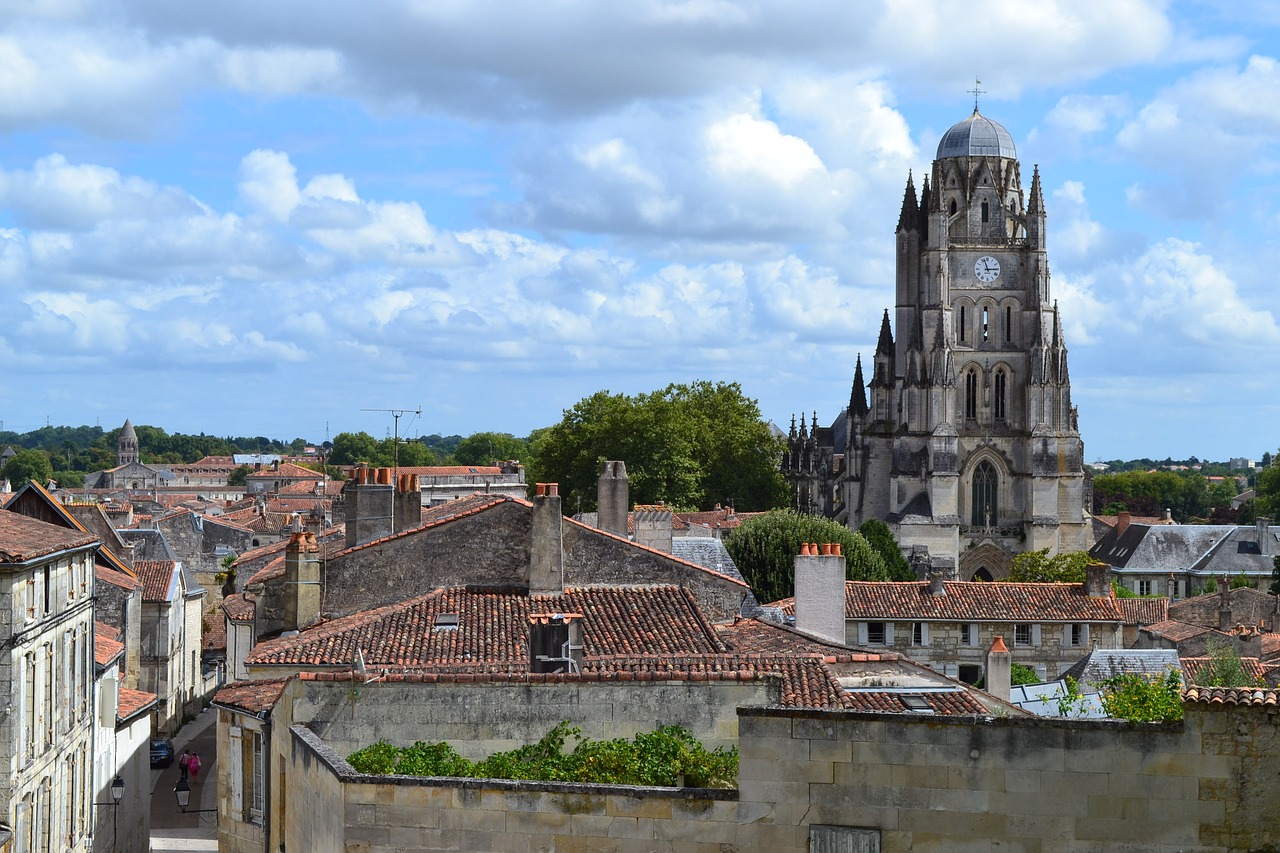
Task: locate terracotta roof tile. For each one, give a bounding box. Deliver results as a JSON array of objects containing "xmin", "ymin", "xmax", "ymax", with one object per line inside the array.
[
  {"xmin": 134, "ymin": 560, "xmax": 178, "ymax": 602},
  {"xmin": 1118, "ymin": 597, "xmax": 1169, "ymax": 625},
  {"xmin": 95, "ymin": 622, "xmax": 125, "ymax": 666},
  {"xmin": 843, "ymin": 689, "xmax": 991, "ymax": 715},
  {"xmin": 246, "ymin": 556, "xmax": 285, "ymax": 585},
  {"xmin": 212, "ymin": 678, "xmax": 293, "ymax": 715},
  {"xmin": 203, "ymin": 608, "xmax": 227, "ymax": 652},
  {"xmin": 1145, "ymin": 619, "xmax": 1214, "ymax": 642},
  {"xmin": 773, "ymin": 580, "xmax": 1122, "ymax": 622},
  {"xmin": 1182, "ymin": 686, "xmax": 1280, "ymax": 706},
  {"xmin": 1181, "ymin": 655, "xmax": 1267, "ymax": 686},
  {"xmin": 222, "ymin": 592, "xmax": 256, "ymax": 622},
  {"xmin": 0, "ymin": 511, "xmax": 97, "ymax": 562},
  {"xmin": 96, "ymin": 564, "xmax": 141, "ymax": 591},
  {"xmin": 116, "ymin": 688, "xmax": 158, "ymax": 722},
  {"xmin": 389, "ymin": 466, "xmax": 504, "ymax": 477},
  {"xmin": 246, "ymin": 585, "xmax": 723, "ymax": 669},
  {"xmin": 246, "ymin": 463, "xmax": 324, "ymax": 480}
]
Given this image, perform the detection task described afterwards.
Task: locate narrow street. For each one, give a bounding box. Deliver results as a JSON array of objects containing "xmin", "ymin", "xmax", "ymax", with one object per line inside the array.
[{"xmin": 150, "ymin": 708, "xmax": 218, "ymax": 852}]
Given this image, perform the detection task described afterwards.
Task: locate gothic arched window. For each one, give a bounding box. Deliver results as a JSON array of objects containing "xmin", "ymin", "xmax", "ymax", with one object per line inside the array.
[
  {"xmin": 1005, "ymin": 306, "xmax": 1012, "ymax": 343},
  {"xmin": 982, "ymin": 306, "xmax": 990, "ymax": 342},
  {"xmin": 981, "ymin": 200, "xmax": 989, "ymax": 222},
  {"xmin": 994, "ymin": 370, "xmax": 1007, "ymax": 420},
  {"xmin": 949, "ymin": 199, "xmax": 957, "ymax": 215},
  {"xmin": 958, "ymin": 306, "xmax": 967, "ymax": 343},
  {"xmin": 964, "ymin": 369, "xmax": 978, "ymax": 420},
  {"xmin": 972, "ymin": 461, "xmax": 997, "ymax": 527}
]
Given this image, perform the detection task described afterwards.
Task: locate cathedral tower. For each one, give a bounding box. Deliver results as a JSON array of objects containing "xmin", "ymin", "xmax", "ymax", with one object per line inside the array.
[
  {"xmin": 785, "ymin": 108, "xmax": 1089, "ymax": 579},
  {"xmin": 117, "ymin": 418, "xmax": 139, "ymax": 468}
]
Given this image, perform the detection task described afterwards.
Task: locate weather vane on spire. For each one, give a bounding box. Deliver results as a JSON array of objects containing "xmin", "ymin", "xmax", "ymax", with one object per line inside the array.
[{"xmin": 969, "ymin": 78, "xmax": 985, "ymax": 112}]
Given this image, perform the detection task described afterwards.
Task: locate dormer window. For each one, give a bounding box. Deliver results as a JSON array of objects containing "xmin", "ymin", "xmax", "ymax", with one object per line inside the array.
[
  {"xmin": 529, "ymin": 613, "xmax": 584, "ymax": 674},
  {"xmin": 433, "ymin": 614, "xmax": 459, "ymax": 631}
]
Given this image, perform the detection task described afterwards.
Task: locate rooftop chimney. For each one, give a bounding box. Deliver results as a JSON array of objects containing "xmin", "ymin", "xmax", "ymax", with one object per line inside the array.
[
  {"xmin": 1084, "ymin": 561, "xmax": 1111, "ymax": 598},
  {"xmin": 794, "ymin": 542, "xmax": 847, "ymax": 645},
  {"xmin": 1116, "ymin": 512, "xmax": 1131, "ymax": 535},
  {"xmin": 283, "ymin": 531, "xmax": 321, "ymax": 631},
  {"xmin": 633, "ymin": 505, "xmax": 672, "ymax": 553},
  {"xmin": 344, "ymin": 467, "xmax": 395, "ymax": 549},
  {"xmin": 1257, "ymin": 516, "xmax": 1273, "ymax": 557},
  {"xmin": 926, "ymin": 571, "xmax": 946, "ymax": 596},
  {"xmin": 597, "ymin": 461, "xmax": 629, "ymax": 536},
  {"xmin": 985, "ymin": 636, "xmax": 1011, "ymax": 702},
  {"xmin": 530, "ymin": 484, "xmax": 564, "ymax": 595},
  {"xmin": 1218, "ymin": 576, "xmax": 1233, "ymax": 632}
]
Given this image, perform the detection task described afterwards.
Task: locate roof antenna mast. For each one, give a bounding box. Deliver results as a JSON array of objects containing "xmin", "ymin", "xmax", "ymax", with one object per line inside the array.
[{"xmin": 360, "ymin": 406, "xmax": 422, "ymax": 473}]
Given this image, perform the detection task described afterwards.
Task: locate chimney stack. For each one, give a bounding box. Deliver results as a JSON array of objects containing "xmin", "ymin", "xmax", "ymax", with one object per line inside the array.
[
  {"xmin": 1116, "ymin": 512, "xmax": 1131, "ymax": 535},
  {"xmin": 985, "ymin": 636, "xmax": 1011, "ymax": 701},
  {"xmin": 633, "ymin": 505, "xmax": 673, "ymax": 553},
  {"xmin": 927, "ymin": 571, "xmax": 946, "ymax": 596},
  {"xmin": 794, "ymin": 543, "xmax": 847, "ymax": 645},
  {"xmin": 344, "ymin": 467, "xmax": 395, "ymax": 549},
  {"xmin": 529, "ymin": 484, "xmax": 564, "ymax": 595},
  {"xmin": 1258, "ymin": 517, "xmax": 1273, "ymax": 557},
  {"xmin": 597, "ymin": 461, "xmax": 629, "ymax": 536},
  {"xmin": 284, "ymin": 531, "xmax": 321, "ymax": 631},
  {"xmin": 1218, "ymin": 576, "xmax": 1233, "ymax": 632},
  {"xmin": 1084, "ymin": 561, "xmax": 1111, "ymax": 598}
]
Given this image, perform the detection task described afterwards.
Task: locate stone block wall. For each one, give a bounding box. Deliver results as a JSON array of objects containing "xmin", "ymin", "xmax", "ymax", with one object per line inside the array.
[{"xmin": 282, "ymin": 678, "xmax": 770, "ymax": 759}]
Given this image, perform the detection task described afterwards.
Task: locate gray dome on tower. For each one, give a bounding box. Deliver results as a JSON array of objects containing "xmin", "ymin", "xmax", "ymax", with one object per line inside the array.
[{"xmin": 936, "ymin": 109, "xmax": 1016, "ymax": 159}]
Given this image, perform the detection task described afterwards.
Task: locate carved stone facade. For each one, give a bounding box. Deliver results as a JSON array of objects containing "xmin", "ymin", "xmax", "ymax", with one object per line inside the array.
[{"xmin": 784, "ymin": 109, "xmax": 1090, "ymax": 577}]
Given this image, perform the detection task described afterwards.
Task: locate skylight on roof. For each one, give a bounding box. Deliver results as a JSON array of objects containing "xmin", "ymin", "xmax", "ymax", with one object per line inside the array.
[
  {"xmin": 434, "ymin": 613, "xmax": 460, "ymax": 631},
  {"xmin": 899, "ymin": 695, "xmax": 934, "ymax": 713}
]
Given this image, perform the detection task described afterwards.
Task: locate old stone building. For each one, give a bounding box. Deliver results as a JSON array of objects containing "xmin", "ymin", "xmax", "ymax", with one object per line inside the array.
[
  {"xmin": 0, "ymin": 511, "xmax": 97, "ymax": 851},
  {"xmin": 783, "ymin": 108, "xmax": 1090, "ymax": 579}
]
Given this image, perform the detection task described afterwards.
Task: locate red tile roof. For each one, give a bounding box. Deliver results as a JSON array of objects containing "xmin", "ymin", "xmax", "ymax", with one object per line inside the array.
[
  {"xmin": 279, "ymin": 480, "xmax": 344, "ymax": 497},
  {"xmin": 212, "ymin": 678, "xmax": 293, "ymax": 715},
  {"xmin": 774, "ymin": 580, "xmax": 1122, "ymax": 622},
  {"xmin": 1181, "ymin": 656, "xmax": 1267, "ymax": 686},
  {"xmin": 95, "ymin": 622, "xmax": 125, "ymax": 666},
  {"xmin": 203, "ymin": 607, "xmax": 227, "ymax": 652},
  {"xmin": 1117, "ymin": 597, "xmax": 1169, "ymax": 625},
  {"xmin": 247, "ymin": 463, "xmax": 324, "ymax": 480},
  {"xmin": 843, "ymin": 688, "xmax": 991, "ymax": 715},
  {"xmin": 246, "ymin": 556, "xmax": 285, "ymax": 585},
  {"xmin": 0, "ymin": 511, "xmax": 97, "ymax": 562},
  {"xmin": 1182, "ymin": 686, "xmax": 1280, "ymax": 706},
  {"xmin": 116, "ymin": 688, "xmax": 158, "ymax": 723},
  {"xmin": 715, "ymin": 616, "xmax": 883, "ymax": 657},
  {"xmin": 223, "ymin": 592, "xmax": 256, "ymax": 622},
  {"xmin": 134, "ymin": 560, "xmax": 178, "ymax": 602},
  {"xmin": 390, "ymin": 466, "xmax": 504, "ymax": 477},
  {"xmin": 1145, "ymin": 619, "xmax": 1214, "ymax": 642},
  {"xmin": 246, "ymin": 585, "xmax": 723, "ymax": 670},
  {"xmin": 96, "ymin": 564, "xmax": 141, "ymax": 591}
]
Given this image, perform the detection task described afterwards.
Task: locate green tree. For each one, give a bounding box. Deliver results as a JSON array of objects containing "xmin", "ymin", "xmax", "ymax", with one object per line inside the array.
[
  {"xmin": 1271, "ymin": 555, "xmax": 1280, "ymax": 597},
  {"xmin": 453, "ymin": 432, "xmax": 529, "ymax": 466},
  {"xmin": 329, "ymin": 432, "xmax": 380, "ymax": 466},
  {"xmin": 226, "ymin": 465, "xmax": 252, "ymax": 486},
  {"xmin": 1, "ymin": 449, "xmax": 53, "ymax": 488},
  {"xmin": 1008, "ymin": 549, "xmax": 1091, "ymax": 583},
  {"xmin": 1099, "ymin": 670, "xmax": 1183, "ymax": 722},
  {"xmin": 531, "ymin": 382, "xmax": 787, "ymax": 514},
  {"xmin": 1195, "ymin": 639, "xmax": 1256, "ymax": 688},
  {"xmin": 725, "ymin": 510, "xmax": 889, "ymax": 605},
  {"xmin": 1011, "ymin": 663, "xmax": 1040, "ymax": 686},
  {"xmin": 1256, "ymin": 457, "xmax": 1280, "ymax": 520},
  {"xmin": 855, "ymin": 519, "xmax": 914, "ymax": 581}
]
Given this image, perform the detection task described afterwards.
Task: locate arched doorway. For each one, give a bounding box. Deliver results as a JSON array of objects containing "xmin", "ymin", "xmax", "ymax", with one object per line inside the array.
[
  {"xmin": 960, "ymin": 542, "xmax": 1013, "ymax": 582},
  {"xmin": 970, "ymin": 567, "xmax": 994, "ymax": 582}
]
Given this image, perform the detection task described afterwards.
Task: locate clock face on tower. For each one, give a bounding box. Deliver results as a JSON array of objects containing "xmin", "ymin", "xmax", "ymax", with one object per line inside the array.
[{"xmin": 974, "ymin": 256, "xmax": 1001, "ymax": 283}]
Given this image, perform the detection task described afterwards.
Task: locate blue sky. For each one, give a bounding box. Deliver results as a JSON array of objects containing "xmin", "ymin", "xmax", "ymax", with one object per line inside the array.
[{"xmin": 0, "ymin": 1, "xmax": 1277, "ymax": 462}]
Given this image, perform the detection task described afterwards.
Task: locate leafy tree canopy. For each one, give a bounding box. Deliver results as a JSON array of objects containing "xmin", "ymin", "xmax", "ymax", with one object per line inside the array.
[
  {"xmin": 1099, "ymin": 670, "xmax": 1183, "ymax": 722},
  {"xmin": 226, "ymin": 464, "xmax": 252, "ymax": 486},
  {"xmin": 857, "ymin": 519, "xmax": 913, "ymax": 580},
  {"xmin": 725, "ymin": 510, "xmax": 894, "ymax": 605},
  {"xmin": 1, "ymin": 449, "xmax": 53, "ymax": 488},
  {"xmin": 1256, "ymin": 456, "xmax": 1280, "ymax": 521},
  {"xmin": 1008, "ymin": 549, "xmax": 1091, "ymax": 583},
  {"xmin": 530, "ymin": 381, "xmax": 787, "ymax": 514},
  {"xmin": 453, "ymin": 432, "xmax": 529, "ymax": 466}
]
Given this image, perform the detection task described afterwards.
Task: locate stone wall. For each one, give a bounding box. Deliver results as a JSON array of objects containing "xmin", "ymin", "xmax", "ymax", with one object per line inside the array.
[
  {"xmin": 282, "ymin": 677, "xmax": 769, "ymax": 758},
  {"xmin": 270, "ymin": 686, "xmax": 1280, "ymax": 852}
]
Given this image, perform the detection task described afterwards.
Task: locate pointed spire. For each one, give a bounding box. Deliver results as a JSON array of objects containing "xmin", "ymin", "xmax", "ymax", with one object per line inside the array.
[
  {"xmin": 908, "ymin": 309, "xmax": 924, "ymax": 351},
  {"xmin": 919, "ymin": 174, "xmax": 932, "ymax": 236},
  {"xmin": 851, "ymin": 355, "xmax": 868, "ymax": 418},
  {"xmin": 897, "ymin": 171, "xmax": 919, "ymax": 232},
  {"xmin": 799, "ymin": 411, "xmax": 808, "ymax": 440},
  {"xmin": 1052, "ymin": 301, "xmax": 1063, "ymax": 349},
  {"xmin": 1028, "ymin": 164, "xmax": 1045, "ymax": 214},
  {"xmin": 875, "ymin": 309, "xmax": 894, "ymax": 357},
  {"xmin": 788, "ymin": 414, "xmax": 797, "ymax": 439}
]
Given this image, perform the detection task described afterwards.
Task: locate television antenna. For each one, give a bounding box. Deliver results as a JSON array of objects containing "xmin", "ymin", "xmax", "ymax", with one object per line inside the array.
[{"xmin": 360, "ymin": 407, "xmax": 422, "ymax": 471}]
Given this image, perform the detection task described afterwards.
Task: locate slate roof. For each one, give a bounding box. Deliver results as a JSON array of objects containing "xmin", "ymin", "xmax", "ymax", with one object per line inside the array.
[
  {"xmin": 774, "ymin": 580, "xmax": 1122, "ymax": 623},
  {"xmin": 1091, "ymin": 523, "xmax": 1260, "ymax": 572},
  {"xmin": 670, "ymin": 537, "xmax": 746, "ymax": 584},
  {"xmin": 135, "ymin": 560, "xmax": 179, "ymax": 602},
  {"xmin": 1117, "ymin": 597, "xmax": 1169, "ymax": 625},
  {"xmin": 1181, "ymin": 656, "xmax": 1267, "ymax": 687},
  {"xmin": 0, "ymin": 511, "xmax": 97, "ymax": 562},
  {"xmin": 1059, "ymin": 648, "xmax": 1182, "ymax": 690},
  {"xmin": 211, "ymin": 678, "xmax": 293, "ymax": 715}
]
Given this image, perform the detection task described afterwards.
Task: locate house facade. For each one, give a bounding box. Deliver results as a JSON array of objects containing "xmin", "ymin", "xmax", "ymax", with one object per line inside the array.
[
  {"xmin": 135, "ymin": 560, "xmax": 206, "ymax": 733},
  {"xmin": 0, "ymin": 511, "xmax": 98, "ymax": 851}
]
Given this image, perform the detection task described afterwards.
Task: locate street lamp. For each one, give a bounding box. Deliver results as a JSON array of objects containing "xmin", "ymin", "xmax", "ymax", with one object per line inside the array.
[
  {"xmin": 173, "ymin": 777, "xmax": 217, "ymax": 815},
  {"xmin": 94, "ymin": 775, "xmax": 125, "ymax": 848}
]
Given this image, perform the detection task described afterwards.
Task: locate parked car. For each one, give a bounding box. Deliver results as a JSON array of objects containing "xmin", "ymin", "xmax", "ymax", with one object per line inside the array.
[{"xmin": 150, "ymin": 737, "xmax": 174, "ymax": 768}]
